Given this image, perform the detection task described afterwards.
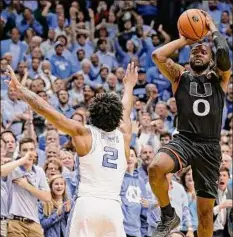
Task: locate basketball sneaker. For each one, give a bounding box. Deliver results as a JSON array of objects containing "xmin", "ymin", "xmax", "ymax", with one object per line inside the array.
[{"xmin": 152, "ymin": 209, "xmax": 180, "ymax": 237}]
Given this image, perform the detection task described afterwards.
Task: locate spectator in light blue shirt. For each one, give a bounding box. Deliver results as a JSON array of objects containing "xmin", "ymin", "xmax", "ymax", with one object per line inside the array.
[
  {"xmin": 39, "ymin": 175, "xmax": 72, "ymax": 237},
  {"xmin": 219, "ymin": 11, "xmax": 231, "ymax": 37},
  {"xmin": 146, "ymin": 66, "xmax": 172, "ymax": 100},
  {"xmin": 72, "ymin": 34, "xmax": 94, "ymax": 59},
  {"xmin": 167, "ymin": 174, "xmax": 194, "ymax": 235},
  {"xmin": 138, "ymin": 145, "xmax": 154, "ymax": 185},
  {"xmin": 114, "ymin": 39, "xmax": 143, "ymax": 69},
  {"xmin": 0, "ymin": 58, "xmax": 9, "ymax": 99},
  {"xmin": 56, "ymin": 90, "xmax": 75, "ymax": 119},
  {"xmin": 28, "ymin": 57, "xmax": 41, "ymax": 79},
  {"xmin": 207, "ymin": 1, "xmax": 222, "ymax": 28},
  {"xmin": 89, "ymin": 54, "xmax": 101, "ymax": 80},
  {"xmin": 50, "ymin": 41, "xmax": 75, "ymax": 79},
  {"xmin": 94, "ymin": 65, "xmax": 109, "ymax": 86},
  {"xmin": 121, "ymin": 148, "xmax": 149, "ymax": 237},
  {"xmin": 75, "ymin": 49, "xmax": 85, "ymax": 72},
  {"xmin": 96, "ymin": 39, "xmax": 118, "ymax": 70},
  {"xmin": 46, "ymin": 4, "xmax": 69, "ymax": 29},
  {"xmin": 180, "ymin": 167, "xmax": 198, "ymax": 235},
  {"xmin": 0, "ymin": 28, "xmax": 28, "ymax": 70},
  {"xmin": 2, "ymin": 87, "xmax": 29, "ymax": 139},
  {"xmin": 17, "ymin": 8, "xmax": 43, "ymax": 36},
  {"xmin": 142, "ymin": 33, "xmax": 163, "ymax": 68},
  {"xmin": 178, "ymin": 46, "xmax": 191, "ymax": 65}
]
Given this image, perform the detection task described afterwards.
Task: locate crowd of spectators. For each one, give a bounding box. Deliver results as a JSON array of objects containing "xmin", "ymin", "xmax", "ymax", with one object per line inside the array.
[{"xmin": 0, "ymin": 0, "xmax": 233, "ymax": 237}]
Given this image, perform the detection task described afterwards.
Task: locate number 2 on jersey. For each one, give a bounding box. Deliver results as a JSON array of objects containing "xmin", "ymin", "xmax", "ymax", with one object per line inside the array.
[{"xmin": 102, "ymin": 146, "xmax": 118, "ymax": 169}]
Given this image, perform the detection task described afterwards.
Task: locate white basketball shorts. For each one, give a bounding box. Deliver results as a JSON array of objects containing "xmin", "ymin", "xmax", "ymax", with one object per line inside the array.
[{"xmin": 66, "ymin": 197, "xmax": 126, "ymax": 237}]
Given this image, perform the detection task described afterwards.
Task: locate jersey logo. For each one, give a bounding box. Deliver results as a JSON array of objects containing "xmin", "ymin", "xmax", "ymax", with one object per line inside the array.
[
  {"xmin": 192, "ymin": 15, "xmax": 199, "ymax": 23},
  {"xmin": 126, "ymin": 186, "xmax": 141, "ymax": 203},
  {"xmin": 189, "ymin": 82, "xmax": 212, "ymax": 116},
  {"xmin": 189, "ymin": 82, "xmax": 212, "ymax": 97}
]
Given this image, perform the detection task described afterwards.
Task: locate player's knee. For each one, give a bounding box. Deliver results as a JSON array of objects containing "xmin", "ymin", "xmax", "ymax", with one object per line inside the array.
[{"xmin": 148, "ymin": 157, "xmax": 167, "ymax": 181}]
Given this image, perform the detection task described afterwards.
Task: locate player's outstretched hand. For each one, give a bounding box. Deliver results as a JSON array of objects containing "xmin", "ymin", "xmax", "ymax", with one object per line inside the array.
[
  {"xmin": 203, "ymin": 11, "xmax": 218, "ymax": 33},
  {"xmin": 4, "ymin": 65, "xmax": 21, "ymax": 90},
  {"xmin": 123, "ymin": 62, "xmax": 138, "ymax": 87},
  {"xmin": 5, "ymin": 65, "xmax": 20, "ymax": 89},
  {"xmin": 179, "ymin": 33, "xmax": 198, "ymax": 46}
]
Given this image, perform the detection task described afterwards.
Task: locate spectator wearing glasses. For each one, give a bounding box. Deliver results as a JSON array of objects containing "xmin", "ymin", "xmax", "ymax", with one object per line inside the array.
[{"xmin": 44, "ymin": 158, "xmax": 63, "ymax": 180}]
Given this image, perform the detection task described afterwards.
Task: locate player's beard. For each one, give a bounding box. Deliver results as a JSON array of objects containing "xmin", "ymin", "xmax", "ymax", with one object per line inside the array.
[{"xmin": 190, "ymin": 60, "xmax": 209, "ymax": 73}]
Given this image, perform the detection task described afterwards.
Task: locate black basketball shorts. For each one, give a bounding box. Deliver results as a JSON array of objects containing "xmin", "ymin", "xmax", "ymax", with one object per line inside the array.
[{"xmin": 158, "ymin": 133, "xmax": 222, "ymax": 199}]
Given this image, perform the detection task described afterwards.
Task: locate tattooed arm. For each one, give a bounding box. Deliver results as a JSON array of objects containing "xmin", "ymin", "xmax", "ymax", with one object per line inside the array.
[
  {"xmin": 152, "ymin": 37, "xmax": 192, "ymax": 93},
  {"xmin": 6, "ymin": 66, "xmax": 88, "ymax": 137}
]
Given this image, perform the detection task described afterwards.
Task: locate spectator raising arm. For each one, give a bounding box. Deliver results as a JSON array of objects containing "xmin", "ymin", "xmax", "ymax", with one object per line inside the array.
[
  {"xmin": 5, "ymin": 65, "xmax": 88, "ymax": 138},
  {"xmin": 1, "ymin": 152, "xmax": 34, "ymax": 177},
  {"xmin": 157, "ymin": 24, "xmax": 171, "ymax": 44},
  {"xmin": 41, "ymin": 1, "xmax": 52, "ymax": 17}
]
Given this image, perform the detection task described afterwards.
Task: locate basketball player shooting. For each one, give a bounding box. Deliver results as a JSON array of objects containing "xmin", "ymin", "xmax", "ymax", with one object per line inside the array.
[
  {"xmin": 148, "ymin": 13, "xmax": 231, "ymax": 237},
  {"xmin": 5, "ymin": 62, "xmax": 138, "ymax": 237}
]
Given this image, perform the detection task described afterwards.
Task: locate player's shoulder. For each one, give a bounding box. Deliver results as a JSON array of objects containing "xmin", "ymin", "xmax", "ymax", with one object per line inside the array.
[{"xmin": 180, "ymin": 70, "xmax": 190, "ymax": 78}]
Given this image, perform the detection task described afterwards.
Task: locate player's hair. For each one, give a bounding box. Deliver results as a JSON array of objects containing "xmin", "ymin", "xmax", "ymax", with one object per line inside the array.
[
  {"xmin": 191, "ymin": 43, "xmax": 213, "ymax": 59},
  {"xmin": 89, "ymin": 93, "xmax": 123, "ymax": 132}
]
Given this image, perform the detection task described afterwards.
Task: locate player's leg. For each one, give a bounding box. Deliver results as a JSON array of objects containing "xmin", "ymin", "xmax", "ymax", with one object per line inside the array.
[
  {"xmin": 191, "ymin": 142, "xmax": 221, "ymax": 237},
  {"xmin": 66, "ymin": 197, "xmax": 98, "ymax": 237},
  {"xmin": 101, "ymin": 199, "xmax": 126, "ymax": 237},
  {"xmin": 148, "ymin": 147, "xmax": 185, "ymax": 237},
  {"xmin": 196, "ymin": 197, "xmax": 215, "ymax": 237},
  {"xmin": 148, "ymin": 151, "xmax": 176, "ymax": 211}
]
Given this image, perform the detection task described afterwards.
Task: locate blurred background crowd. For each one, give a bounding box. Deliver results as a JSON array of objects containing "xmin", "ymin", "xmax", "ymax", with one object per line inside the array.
[{"xmin": 0, "ymin": 0, "xmax": 233, "ymax": 237}]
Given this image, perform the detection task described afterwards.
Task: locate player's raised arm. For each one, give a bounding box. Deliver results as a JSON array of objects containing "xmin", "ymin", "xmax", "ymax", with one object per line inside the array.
[
  {"xmin": 205, "ymin": 13, "xmax": 231, "ymax": 92},
  {"xmin": 5, "ymin": 65, "xmax": 87, "ymax": 137},
  {"xmin": 152, "ymin": 37, "xmax": 191, "ymax": 93},
  {"xmin": 120, "ymin": 63, "xmax": 138, "ymax": 149}
]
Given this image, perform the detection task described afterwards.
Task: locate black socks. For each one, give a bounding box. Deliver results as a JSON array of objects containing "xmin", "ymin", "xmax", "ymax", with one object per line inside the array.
[{"xmin": 161, "ymin": 203, "xmax": 174, "ymax": 217}]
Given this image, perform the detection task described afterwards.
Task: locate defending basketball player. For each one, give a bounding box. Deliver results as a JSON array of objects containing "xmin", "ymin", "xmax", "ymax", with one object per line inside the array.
[
  {"xmin": 149, "ymin": 13, "xmax": 231, "ymax": 237},
  {"xmin": 5, "ymin": 62, "xmax": 138, "ymax": 237}
]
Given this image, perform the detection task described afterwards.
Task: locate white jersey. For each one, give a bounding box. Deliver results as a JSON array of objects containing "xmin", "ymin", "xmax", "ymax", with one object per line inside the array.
[{"xmin": 78, "ymin": 125, "xmax": 127, "ymax": 201}]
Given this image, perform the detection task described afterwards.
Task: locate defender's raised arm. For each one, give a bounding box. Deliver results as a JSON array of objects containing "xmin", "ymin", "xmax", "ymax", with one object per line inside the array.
[{"xmin": 5, "ymin": 65, "xmax": 87, "ymax": 137}]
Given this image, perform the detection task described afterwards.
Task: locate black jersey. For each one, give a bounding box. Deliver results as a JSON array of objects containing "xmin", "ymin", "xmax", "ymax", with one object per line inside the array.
[{"xmin": 175, "ymin": 71, "xmax": 225, "ymax": 140}]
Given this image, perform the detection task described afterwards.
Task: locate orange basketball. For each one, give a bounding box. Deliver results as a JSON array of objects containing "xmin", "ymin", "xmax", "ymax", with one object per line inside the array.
[{"xmin": 177, "ymin": 9, "xmax": 208, "ymax": 41}]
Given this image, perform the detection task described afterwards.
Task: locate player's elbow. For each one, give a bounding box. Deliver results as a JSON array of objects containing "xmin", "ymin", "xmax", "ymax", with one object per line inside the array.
[
  {"xmin": 152, "ymin": 50, "xmax": 166, "ymax": 64},
  {"xmin": 216, "ymin": 47, "xmax": 231, "ymax": 71}
]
